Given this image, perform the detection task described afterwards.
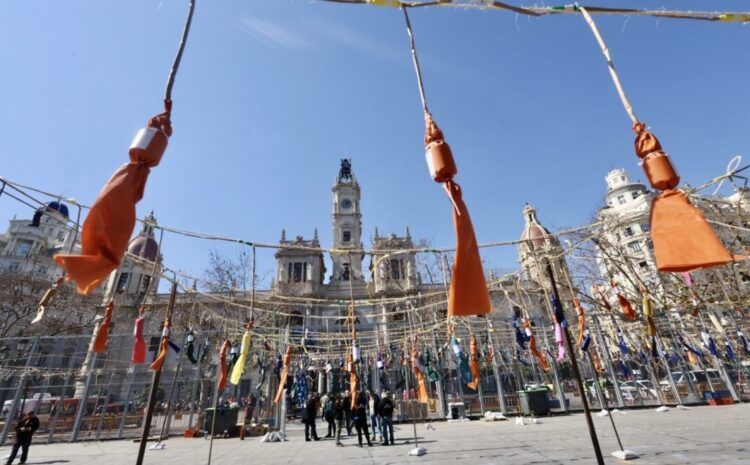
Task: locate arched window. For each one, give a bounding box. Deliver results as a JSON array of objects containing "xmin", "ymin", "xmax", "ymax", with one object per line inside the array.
[{"xmin": 289, "ymin": 311, "xmax": 304, "ymax": 327}]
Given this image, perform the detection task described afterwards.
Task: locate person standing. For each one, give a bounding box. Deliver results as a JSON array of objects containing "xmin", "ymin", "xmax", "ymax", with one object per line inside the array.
[
  {"xmin": 353, "ymin": 393, "xmax": 372, "ymax": 447},
  {"xmin": 368, "ymin": 390, "xmax": 380, "ymax": 443},
  {"xmin": 322, "ymin": 394, "xmax": 335, "ymax": 438},
  {"xmin": 342, "ymin": 390, "xmax": 353, "ymax": 435},
  {"xmin": 378, "ymin": 391, "xmax": 394, "ymax": 446},
  {"xmin": 6, "ymin": 411, "xmax": 39, "ymax": 465},
  {"xmin": 304, "ymin": 394, "xmax": 320, "ymax": 442},
  {"xmin": 333, "ymin": 396, "xmax": 344, "ymax": 447}
]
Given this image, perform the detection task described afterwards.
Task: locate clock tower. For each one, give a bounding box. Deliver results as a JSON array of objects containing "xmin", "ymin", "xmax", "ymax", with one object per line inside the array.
[{"xmin": 330, "ymin": 159, "xmax": 364, "ymax": 283}]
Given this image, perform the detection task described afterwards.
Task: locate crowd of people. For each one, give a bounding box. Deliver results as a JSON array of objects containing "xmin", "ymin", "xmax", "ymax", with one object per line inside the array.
[{"xmin": 302, "ymin": 390, "xmax": 395, "ymax": 447}]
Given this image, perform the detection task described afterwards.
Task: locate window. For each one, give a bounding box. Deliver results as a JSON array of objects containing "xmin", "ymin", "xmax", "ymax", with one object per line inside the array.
[
  {"xmin": 13, "ymin": 240, "xmax": 33, "ymax": 257},
  {"xmin": 342, "ymin": 230, "xmax": 351, "ymax": 243},
  {"xmin": 56, "ymin": 231, "xmax": 66, "ymax": 241},
  {"xmin": 628, "ymin": 242, "xmax": 642, "ymax": 253},
  {"xmin": 632, "ymin": 191, "xmax": 640, "ymax": 199},
  {"xmin": 342, "ymin": 263, "xmax": 350, "ymax": 281},
  {"xmin": 116, "ymin": 272, "xmax": 130, "ymax": 292},
  {"xmin": 641, "ymin": 223, "xmax": 650, "ymax": 233},
  {"xmin": 293, "ymin": 262, "xmax": 303, "ymax": 282},
  {"xmin": 617, "ymin": 195, "xmax": 626, "ymax": 205},
  {"xmin": 646, "ymin": 240, "xmax": 654, "ymax": 250},
  {"xmin": 288, "ymin": 263, "xmax": 292, "ymax": 282},
  {"xmin": 639, "ymin": 261, "xmax": 648, "ymax": 269},
  {"xmin": 623, "ymin": 227, "xmax": 634, "ymax": 237},
  {"xmin": 390, "ymin": 259, "xmax": 402, "ymax": 279},
  {"xmin": 141, "ymin": 275, "xmax": 151, "ymax": 293}
]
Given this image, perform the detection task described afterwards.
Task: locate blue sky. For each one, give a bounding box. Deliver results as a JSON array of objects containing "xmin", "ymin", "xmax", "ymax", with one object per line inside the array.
[{"xmin": 1, "ymin": 1, "xmax": 748, "ymax": 290}]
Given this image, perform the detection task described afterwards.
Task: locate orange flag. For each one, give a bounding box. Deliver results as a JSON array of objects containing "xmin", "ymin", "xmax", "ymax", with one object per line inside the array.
[
  {"xmin": 412, "ymin": 348, "xmax": 429, "ymax": 402},
  {"xmin": 466, "ymin": 335, "xmax": 481, "ymax": 390},
  {"xmin": 349, "ymin": 355, "xmax": 359, "ymax": 411},
  {"xmin": 274, "ymin": 347, "xmax": 292, "ymax": 404},
  {"xmin": 132, "ymin": 308, "xmax": 147, "ymax": 364},
  {"xmin": 218, "ymin": 339, "xmax": 231, "ymax": 392},
  {"xmin": 634, "ymin": 123, "xmax": 733, "ymax": 272},
  {"xmin": 574, "ymin": 299, "xmax": 586, "ymax": 347},
  {"xmin": 641, "ymin": 290, "xmax": 658, "ymax": 337},
  {"xmin": 611, "ymin": 281, "xmax": 636, "ymax": 321},
  {"xmin": 525, "ymin": 321, "xmax": 550, "ymax": 372},
  {"xmin": 150, "ymin": 317, "xmax": 171, "ymax": 372},
  {"xmin": 92, "ymin": 301, "xmax": 114, "ymax": 353},
  {"xmin": 54, "ymin": 109, "xmax": 172, "ymax": 294},
  {"xmin": 424, "ymin": 113, "xmax": 491, "ymax": 317}
]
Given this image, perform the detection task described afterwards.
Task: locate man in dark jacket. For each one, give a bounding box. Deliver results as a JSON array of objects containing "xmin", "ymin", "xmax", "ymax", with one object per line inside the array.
[
  {"xmin": 342, "ymin": 391, "xmax": 353, "ymax": 435},
  {"xmin": 333, "ymin": 396, "xmax": 344, "ymax": 446},
  {"xmin": 303, "ymin": 394, "xmax": 320, "ymax": 441},
  {"xmin": 6, "ymin": 412, "xmax": 39, "ymax": 465},
  {"xmin": 378, "ymin": 391, "xmax": 395, "ymax": 446}
]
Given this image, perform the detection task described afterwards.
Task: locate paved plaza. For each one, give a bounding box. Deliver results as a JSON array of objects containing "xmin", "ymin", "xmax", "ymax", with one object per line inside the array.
[{"xmin": 2, "ymin": 404, "xmax": 748, "ymax": 465}]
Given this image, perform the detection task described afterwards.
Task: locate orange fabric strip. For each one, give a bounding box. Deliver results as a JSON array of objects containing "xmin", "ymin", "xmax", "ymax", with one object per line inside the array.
[
  {"xmin": 445, "ymin": 181, "xmax": 491, "ymax": 317},
  {"xmin": 92, "ymin": 301, "xmax": 114, "ymax": 353}
]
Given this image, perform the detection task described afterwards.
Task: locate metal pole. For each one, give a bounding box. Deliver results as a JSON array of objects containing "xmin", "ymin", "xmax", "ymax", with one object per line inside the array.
[
  {"xmin": 545, "ymin": 262, "xmax": 605, "ymax": 465},
  {"xmin": 118, "ymin": 368, "xmax": 137, "ymax": 439},
  {"xmin": 187, "ymin": 337, "xmax": 206, "ymax": 428},
  {"xmin": 540, "ymin": 314, "xmax": 568, "ymax": 413},
  {"xmin": 595, "ymin": 314, "xmax": 625, "ymax": 408},
  {"xmin": 160, "ymin": 333, "xmax": 187, "ymax": 440},
  {"xmin": 656, "ymin": 335, "xmax": 682, "ymax": 405},
  {"xmin": 489, "ymin": 330, "xmax": 507, "ymax": 415},
  {"xmin": 70, "ymin": 352, "xmax": 97, "ymax": 443},
  {"xmin": 586, "ymin": 351, "xmax": 625, "ymax": 451},
  {"xmin": 136, "ymin": 281, "xmax": 177, "ymax": 465},
  {"xmin": 0, "ymin": 336, "xmax": 40, "ymax": 447},
  {"xmin": 48, "ymin": 346, "xmax": 79, "ymax": 443}
]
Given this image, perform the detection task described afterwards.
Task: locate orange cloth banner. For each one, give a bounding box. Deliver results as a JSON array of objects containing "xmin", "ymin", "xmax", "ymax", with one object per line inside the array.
[
  {"xmin": 92, "ymin": 301, "xmax": 114, "ymax": 353},
  {"xmin": 54, "ymin": 111, "xmax": 171, "ymax": 294},
  {"xmin": 634, "ymin": 123, "xmax": 733, "ymax": 272},
  {"xmin": 424, "ymin": 113, "xmax": 491, "ymax": 317},
  {"xmin": 218, "ymin": 339, "xmax": 231, "ymax": 392},
  {"xmin": 466, "ymin": 336, "xmax": 481, "ymax": 390},
  {"xmin": 274, "ymin": 347, "xmax": 292, "ymax": 404},
  {"xmin": 150, "ymin": 318, "xmax": 171, "ymax": 372}
]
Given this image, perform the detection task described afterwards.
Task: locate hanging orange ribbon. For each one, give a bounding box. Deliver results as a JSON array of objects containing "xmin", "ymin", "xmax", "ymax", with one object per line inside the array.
[
  {"xmin": 349, "ymin": 352, "xmax": 359, "ymax": 411},
  {"xmin": 611, "ymin": 281, "xmax": 636, "ymax": 321},
  {"xmin": 132, "ymin": 307, "xmax": 147, "ymax": 364},
  {"xmin": 466, "ymin": 335, "xmax": 481, "ymax": 390},
  {"xmin": 274, "ymin": 346, "xmax": 292, "ymax": 404},
  {"xmin": 634, "ymin": 123, "xmax": 734, "ymax": 272},
  {"xmin": 412, "ymin": 348, "xmax": 429, "ymax": 402},
  {"xmin": 574, "ymin": 299, "xmax": 586, "ymax": 347},
  {"xmin": 150, "ymin": 316, "xmax": 172, "ymax": 372},
  {"xmin": 54, "ymin": 109, "xmax": 172, "ymax": 294},
  {"xmin": 92, "ymin": 301, "xmax": 114, "ymax": 353},
  {"xmin": 424, "ymin": 114, "xmax": 491, "ymax": 317},
  {"xmin": 525, "ymin": 320, "xmax": 550, "ymax": 372},
  {"xmin": 218, "ymin": 339, "xmax": 231, "ymax": 392}
]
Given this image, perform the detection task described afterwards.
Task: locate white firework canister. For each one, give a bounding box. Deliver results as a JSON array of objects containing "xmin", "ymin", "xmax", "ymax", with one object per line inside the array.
[
  {"xmin": 326, "ymin": 362, "xmax": 333, "ymax": 373},
  {"xmin": 129, "ymin": 127, "xmax": 168, "ymax": 161},
  {"xmin": 187, "ymin": 333, "xmax": 195, "ymax": 343},
  {"xmin": 377, "ymin": 360, "xmax": 384, "ymax": 369},
  {"xmin": 162, "ymin": 326, "xmax": 170, "ymax": 338},
  {"xmin": 352, "ymin": 344, "xmax": 360, "ymax": 362}
]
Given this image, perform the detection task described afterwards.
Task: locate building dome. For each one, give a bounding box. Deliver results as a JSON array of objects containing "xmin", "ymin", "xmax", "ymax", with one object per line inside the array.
[
  {"xmin": 127, "ymin": 235, "xmax": 159, "ymax": 262},
  {"xmin": 46, "ymin": 201, "xmax": 69, "ymax": 218},
  {"xmin": 520, "ymin": 204, "xmax": 553, "ymax": 253}
]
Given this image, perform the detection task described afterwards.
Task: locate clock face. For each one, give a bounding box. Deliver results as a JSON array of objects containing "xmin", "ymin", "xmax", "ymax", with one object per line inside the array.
[{"xmin": 341, "ymin": 198, "xmax": 353, "ymax": 209}]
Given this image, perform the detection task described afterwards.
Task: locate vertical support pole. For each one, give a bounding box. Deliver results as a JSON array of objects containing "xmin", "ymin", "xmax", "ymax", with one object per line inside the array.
[
  {"xmin": 118, "ymin": 368, "xmax": 137, "ymax": 439},
  {"xmin": 489, "ymin": 330, "xmax": 507, "ymax": 415},
  {"xmin": 656, "ymin": 335, "xmax": 682, "ymax": 405},
  {"xmin": 0, "ymin": 337, "xmax": 40, "ymax": 447},
  {"xmin": 540, "ymin": 314, "xmax": 568, "ymax": 413},
  {"xmin": 135, "ymin": 281, "xmax": 177, "ymax": 465},
  {"xmin": 595, "ymin": 314, "xmax": 625, "ymax": 408},
  {"xmin": 70, "ymin": 352, "xmax": 97, "ymax": 443},
  {"xmin": 48, "ymin": 345, "xmax": 79, "ymax": 443},
  {"xmin": 545, "ymin": 262, "xmax": 604, "ymax": 465}
]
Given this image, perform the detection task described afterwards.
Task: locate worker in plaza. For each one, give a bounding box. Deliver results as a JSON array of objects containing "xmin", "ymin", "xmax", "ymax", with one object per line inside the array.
[
  {"xmin": 378, "ymin": 391, "xmax": 395, "ymax": 446},
  {"xmin": 333, "ymin": 395, "xmax": 345, "ymax": 447},
  {"xmin": 342, "ymin": 390, "xmax": 353, "ymax": 436},
  {"xmin": 322, "ymin": 393, "xmax": 336, "ymax": 438},
  {"xmin": 6, "ymin": 411, "xmax": 40, "ymax": 465},
  {"xmin": 353, "ymin": 392, "xmax": 373, "ymax": 447},
  {"xmin": 303, "ymin": 394, "xmax": 321, "ymax": 442},
  {"xmin": 367, "ymin": 390, "xmax": 381, "ymax": 443}
]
